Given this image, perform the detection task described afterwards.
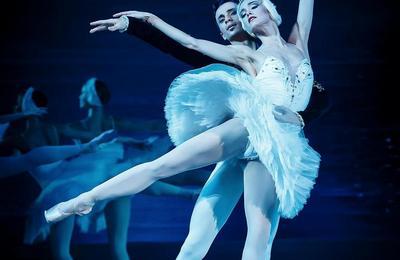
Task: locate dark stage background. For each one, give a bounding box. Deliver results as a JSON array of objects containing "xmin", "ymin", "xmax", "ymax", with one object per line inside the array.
[{"xmin": 0, "ymin": 0, "xmax": 398, "ymax": 259}]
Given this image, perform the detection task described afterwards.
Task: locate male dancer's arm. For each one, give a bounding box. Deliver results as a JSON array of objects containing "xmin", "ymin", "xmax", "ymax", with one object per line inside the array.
[
  {"xmin": 298, "ymin": 82, "xmax": 331, "ymax": 125},
  {"xmin": 126, "ymin": 17, "xmax": 219, "ymax": 69}
]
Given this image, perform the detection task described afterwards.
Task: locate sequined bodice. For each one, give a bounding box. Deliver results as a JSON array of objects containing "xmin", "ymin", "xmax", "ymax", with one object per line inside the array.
[{"xmin": 253, "ymin": 56, "xmax": 314, "ymax": 111}]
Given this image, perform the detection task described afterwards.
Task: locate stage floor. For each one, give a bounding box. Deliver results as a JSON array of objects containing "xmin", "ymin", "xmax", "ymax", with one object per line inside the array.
[{"xmin": 7, "ymin": 240, "xmax": 398, "ymax": 259}]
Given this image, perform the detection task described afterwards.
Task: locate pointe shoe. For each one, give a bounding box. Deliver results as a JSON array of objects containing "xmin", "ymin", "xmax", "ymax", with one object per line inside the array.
[
  {"xmin": 44, "ymin": 194, "xmax": 95, "ymax": 223},
  {"xmin": 44, "ymin": 202, "xmax": 73, "ymax": 223}
]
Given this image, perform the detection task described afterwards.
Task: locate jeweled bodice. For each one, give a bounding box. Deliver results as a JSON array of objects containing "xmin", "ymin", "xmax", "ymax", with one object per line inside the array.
[{"xmin": 253, "ymin": 56, "xmax": 314, "ymax": 111}]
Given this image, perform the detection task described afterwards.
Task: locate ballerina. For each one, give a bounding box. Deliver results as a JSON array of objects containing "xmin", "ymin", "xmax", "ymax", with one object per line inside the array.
[
  {"xmin": 86, "ymin": 1, "xmax": 329, "ymax": 258},
  {"xmin": 47, "ymin": 1, "xmax": 320, "ymax": 258}
]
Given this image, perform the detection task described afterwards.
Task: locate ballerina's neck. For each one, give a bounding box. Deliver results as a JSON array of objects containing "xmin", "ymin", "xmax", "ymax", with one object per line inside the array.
[
  {"xmin": 258, "ymin": 34, "xmax": 285, "ymax": 48},
  {"xmin": 255, "ymin": 21, "xmax": 282, "ymax": 43}
]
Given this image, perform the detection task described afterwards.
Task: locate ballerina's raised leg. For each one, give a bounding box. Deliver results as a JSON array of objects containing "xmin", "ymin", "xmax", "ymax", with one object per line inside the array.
[{"xmin": 45, "ymin": 118, "xmax": 249, "ymax": 222}]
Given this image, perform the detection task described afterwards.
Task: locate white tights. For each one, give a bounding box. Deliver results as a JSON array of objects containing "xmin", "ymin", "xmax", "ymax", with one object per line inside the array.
[{"xmin": 177, "ymin": 160, "xmax": 279, "ymax": 260}]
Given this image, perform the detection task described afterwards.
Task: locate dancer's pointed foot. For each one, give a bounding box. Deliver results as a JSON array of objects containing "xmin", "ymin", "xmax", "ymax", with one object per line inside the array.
[{"xmin": 44, "ymin": 192, "xmax": 95, "ymax": 223}]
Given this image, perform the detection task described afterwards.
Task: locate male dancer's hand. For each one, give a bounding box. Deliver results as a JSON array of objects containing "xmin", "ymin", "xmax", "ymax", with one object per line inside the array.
[{"xmin": 273, "ymin": 105, "xmax": 304, "ymax": 127}]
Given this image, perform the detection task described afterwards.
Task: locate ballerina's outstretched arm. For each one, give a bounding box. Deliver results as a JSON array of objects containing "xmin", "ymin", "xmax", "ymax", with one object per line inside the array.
[
  {"xmin": 296, "ymin": 0, "xmax": 314, "ymax": 43},
  {"xmin": 0, "ymin": 129, "xmax": 116, "ymax": 178},
  {"xmin": 90, "ymin": 11, "xmax": 257, "ymax": 76}
]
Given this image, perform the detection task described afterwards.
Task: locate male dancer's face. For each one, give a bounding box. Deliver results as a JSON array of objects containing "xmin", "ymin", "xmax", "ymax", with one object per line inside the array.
[{"xmin": 214, "ymin": 2, "xmax": 248, "ymax": 42}]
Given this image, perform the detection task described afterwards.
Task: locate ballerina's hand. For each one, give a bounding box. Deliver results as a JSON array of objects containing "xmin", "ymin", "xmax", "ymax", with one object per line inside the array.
[
  {"xmin": 113, "ymin": 10, "xmax": 154, "ymax": 21},
  {"xmin": 89, "ymin": 17, "xmax": 128, "ymax": 33},
  {"xmin": 90, "ymin": 129, "xmax": 117, "ymax": 145},
  {"xmin": 273, "ymin": 105, "xmax": 303, "ymax": 127},
  {"xmin": 44, "ymin": 192, "xmax": 95, "ymax": 223},
  {"xmin": 79, "ymin": 129, "xmax": 117, "ymax": 153}
]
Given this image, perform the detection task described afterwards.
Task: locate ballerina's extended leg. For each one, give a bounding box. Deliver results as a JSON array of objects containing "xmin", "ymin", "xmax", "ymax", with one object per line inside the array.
[{"xmin": 45, "ymin": 118, "xmax": 249, "ymax": 222}]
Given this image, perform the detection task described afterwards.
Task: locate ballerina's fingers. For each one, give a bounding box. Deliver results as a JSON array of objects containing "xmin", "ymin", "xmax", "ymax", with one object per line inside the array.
[
  {"xmin": 107, "ymin": 24, "xmax": 121, "ymax": 32},
  {"xmin": 113, "ymin": 11, "xmax": 137, "ymax": 18},
  {"xmin": 89, "ymin": 25, "xmax": 108, "ymax": 33},
  {"xmin": 273, "ymin": 105, "xmax": 287, "ymax": 114},
  {"xmin": 90, "ymin": 19, "xmax": 117, "ymax": 26}
]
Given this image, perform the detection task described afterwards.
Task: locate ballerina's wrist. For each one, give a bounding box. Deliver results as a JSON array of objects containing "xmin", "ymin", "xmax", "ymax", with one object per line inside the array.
[{"xmin": 118, "ymin": 15, "xmax": 130, "ymax": 33}]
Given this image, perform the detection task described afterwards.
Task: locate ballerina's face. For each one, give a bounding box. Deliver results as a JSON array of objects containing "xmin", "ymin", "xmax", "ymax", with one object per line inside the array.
[
  {"xmin": 238, "ymin": 0, "xmax": 272, "ymax": 34},
  {"xmin": 215, "ymin": 2, "xmax": 244, "ymax": 41}
]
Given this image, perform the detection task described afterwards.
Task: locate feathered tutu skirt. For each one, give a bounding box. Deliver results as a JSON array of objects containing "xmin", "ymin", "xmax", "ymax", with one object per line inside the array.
[{"xmin": 165, "ymin": 64, "xmax": 320, "ymax": 219}]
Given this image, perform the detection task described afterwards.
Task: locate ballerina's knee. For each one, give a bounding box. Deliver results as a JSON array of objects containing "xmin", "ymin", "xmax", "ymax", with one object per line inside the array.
[
  {"xmin": 149, "ymin": 133, "xmax": 224, "ymax": 180},
  {"xmin": 194, "ymin": 132, "xmax": 225, "ymax": 162}
]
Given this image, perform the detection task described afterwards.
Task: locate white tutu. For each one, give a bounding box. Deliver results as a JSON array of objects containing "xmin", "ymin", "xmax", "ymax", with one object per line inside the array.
[{"xmin": 165, "ymin": 61, "xmax": 320, "ymax": 218}]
